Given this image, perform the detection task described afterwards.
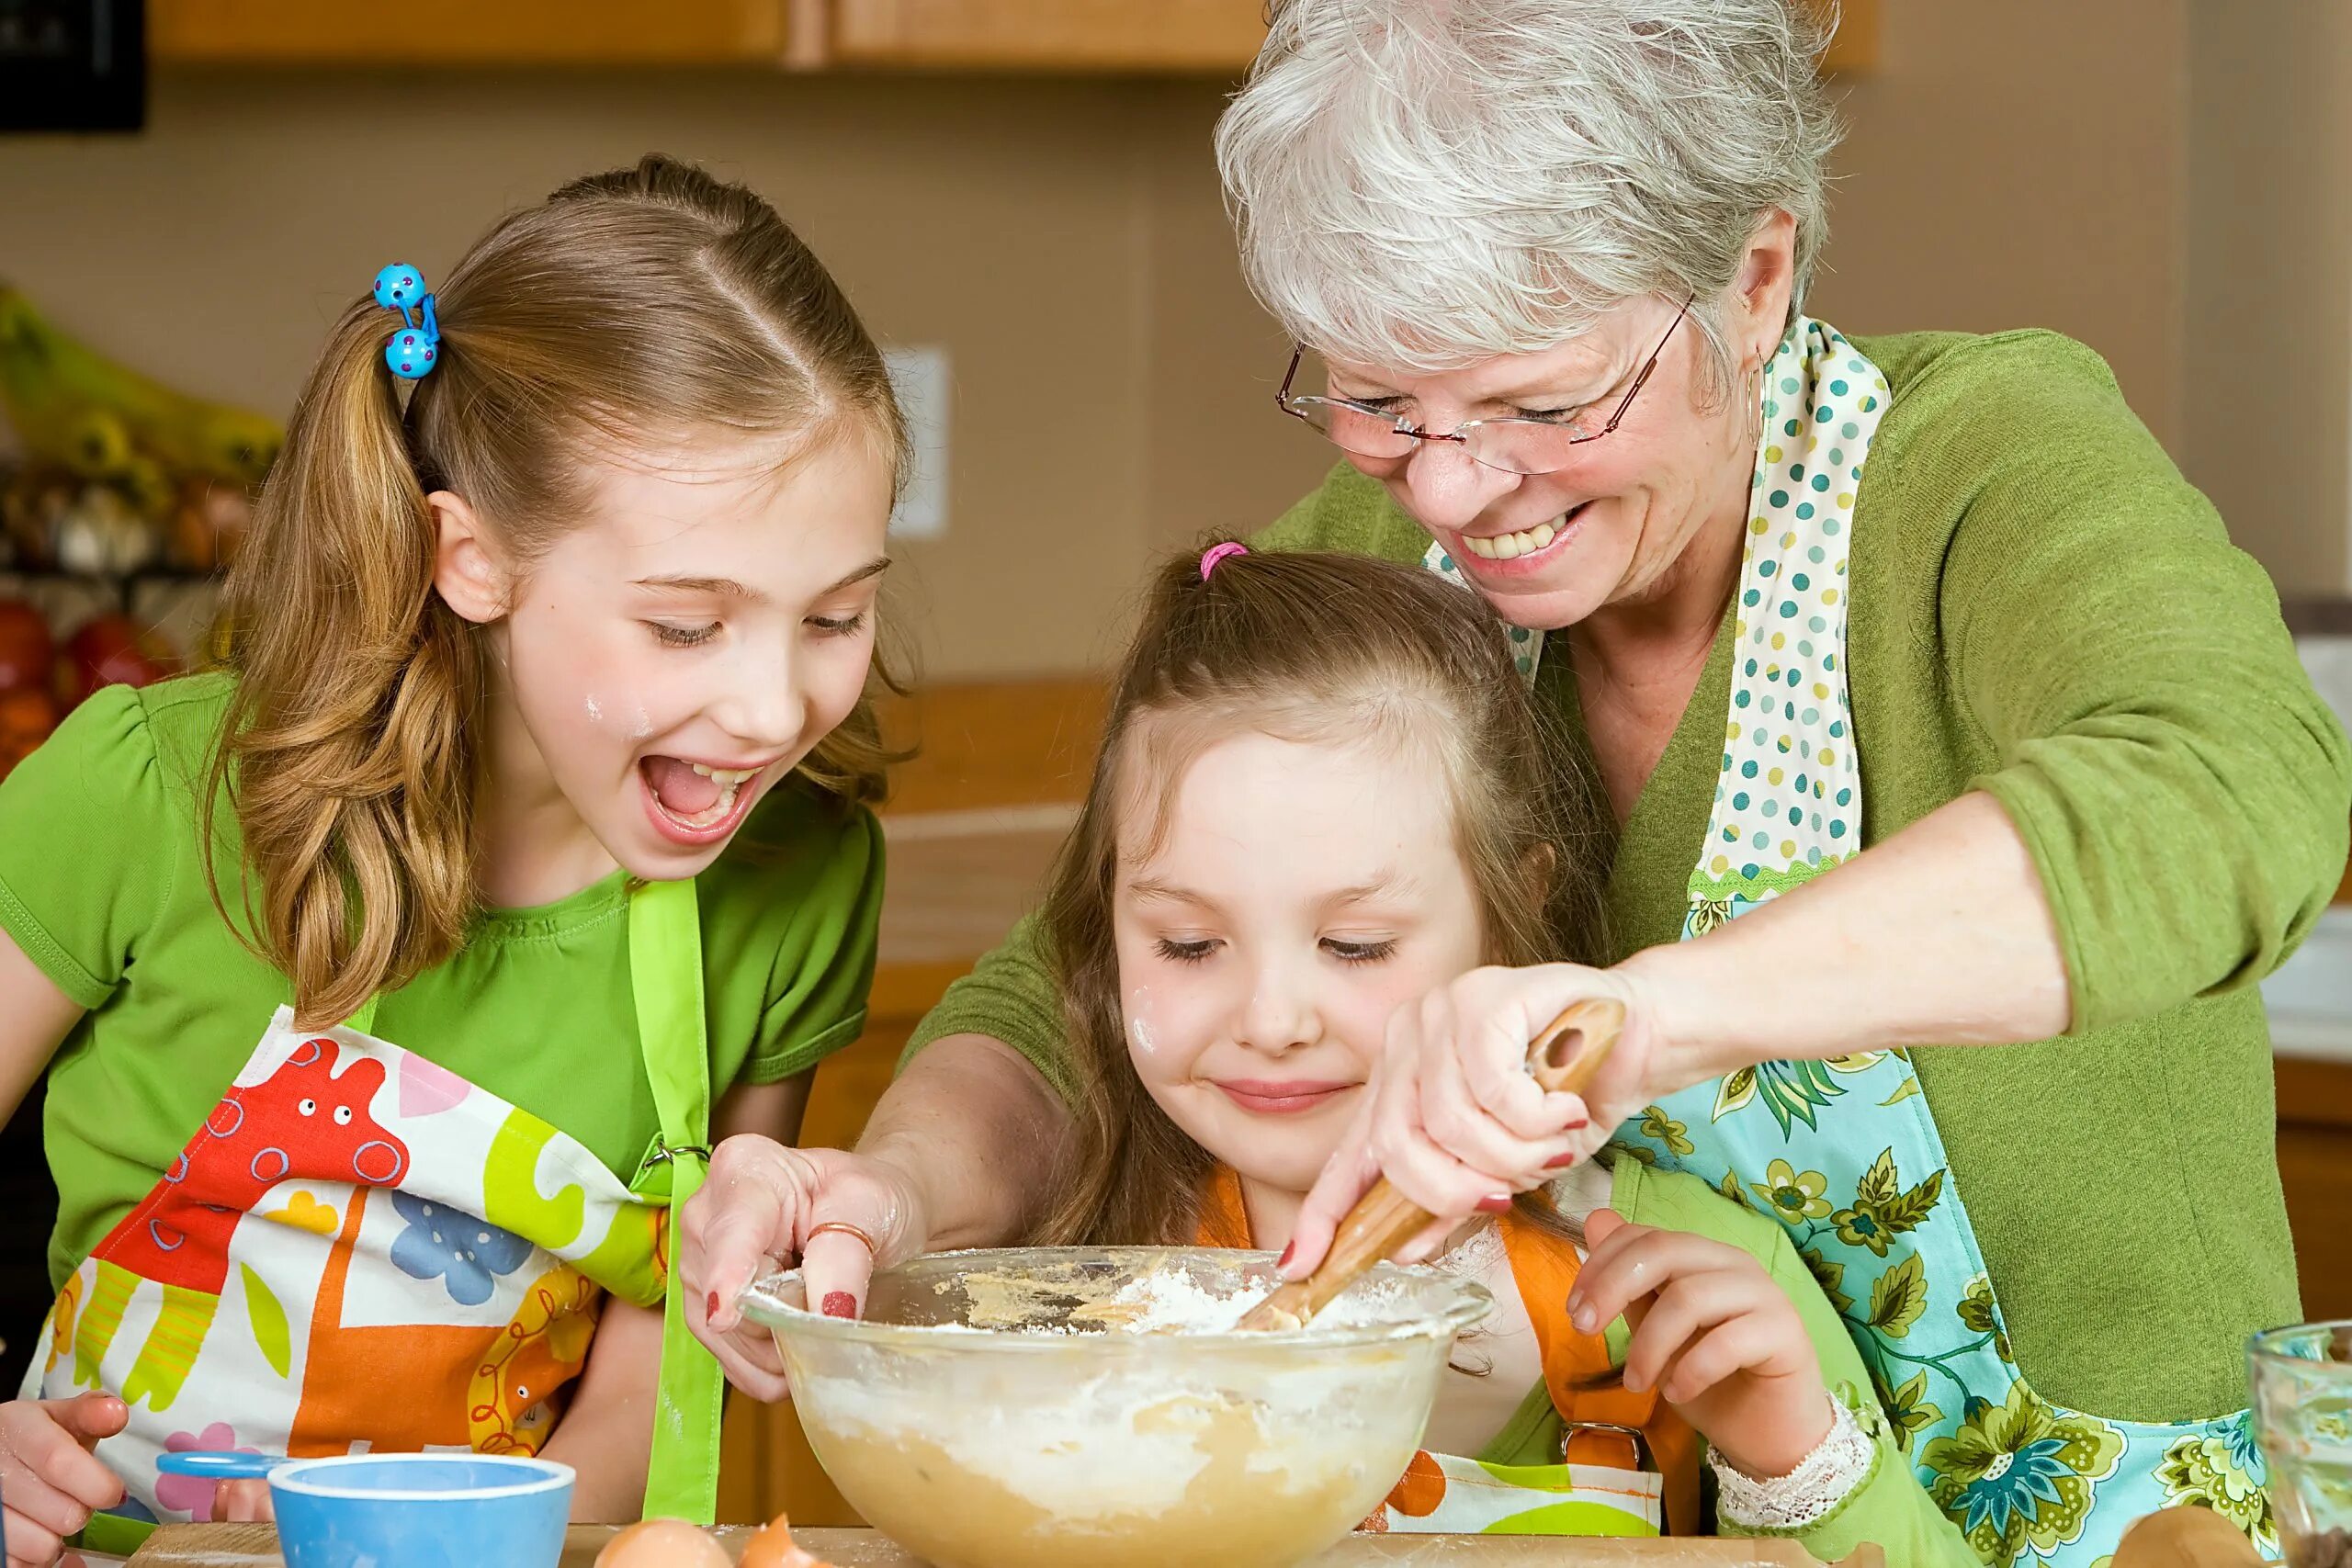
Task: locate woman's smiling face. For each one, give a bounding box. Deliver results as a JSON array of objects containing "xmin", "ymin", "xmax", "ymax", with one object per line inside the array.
[{"xmin": 1319, "ymin": 291, "xmax": 1760, "ymax": 633}]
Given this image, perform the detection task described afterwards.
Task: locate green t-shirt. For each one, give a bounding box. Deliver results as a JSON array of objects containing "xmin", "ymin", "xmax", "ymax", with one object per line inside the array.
[
  {"xmin": 908, "ymin": 329, "xmax": 2352, "ymax": 1423},
  {"xmin": 0, "ymin": 672, "xmax": 885, "ymax": 1292}
]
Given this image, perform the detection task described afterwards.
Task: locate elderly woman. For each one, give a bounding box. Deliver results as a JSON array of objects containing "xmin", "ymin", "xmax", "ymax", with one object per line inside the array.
[{"xmin": 684, "ymin": 4, "xmax": 2350, "ymax": 1562}]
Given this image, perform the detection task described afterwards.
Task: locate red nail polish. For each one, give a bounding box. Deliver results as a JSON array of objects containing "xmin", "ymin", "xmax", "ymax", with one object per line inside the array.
[
  {"xmin": 1476, "ymin": 1192, "xmax": 1514, "ymax": 1213},
  {"xmin": 706, "ymin": 1292, "xmax": 721, "ymax": 1320},
  {"xmin": 820, "ymin": 1291, "xmax": 858, "ymax": 1319},
  {"xmin": 1276, "ymin": 1242, "xmax": 1295, "ymax": 1269},
  {"xmin": 1544, "ymin": 1152, "xmax": 1577, "ymax": 1169}
]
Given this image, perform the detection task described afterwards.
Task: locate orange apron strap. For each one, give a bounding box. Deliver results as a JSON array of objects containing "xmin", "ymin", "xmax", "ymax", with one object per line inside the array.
[
  {"xmin": 1497, "ymin": 1211, "xmax": 1702, "ymax": 1537},
  {"xmin": 1193, "ymin": 1163, "xmax": 1255, "ymax": 1249}
]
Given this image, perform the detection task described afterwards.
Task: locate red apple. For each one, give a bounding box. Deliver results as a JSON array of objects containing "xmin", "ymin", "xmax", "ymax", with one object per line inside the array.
[
  {"xmin": 0, "ymin": 685, "xmax": 60, "ymax": 777},
  {"xmin": 58, "ymin": 614, "xmax": 177, "ymax": 708},
  {"xmin": 0, "ymin": 599, "xmax": 51, "ymax": 692}
]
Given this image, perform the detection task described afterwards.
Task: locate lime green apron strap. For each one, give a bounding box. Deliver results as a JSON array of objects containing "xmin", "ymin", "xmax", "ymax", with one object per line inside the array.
[
  {"xmin": 345, "ymin": 997, "xmax": 379, "ymax": 1035},
  {"xmin": 76, "ymin": 1509, "xmax": 156, "ymax": 1556},
  {"xmin": 628, "ymin": 876, "xmax": 724, "ymax": 1524}
]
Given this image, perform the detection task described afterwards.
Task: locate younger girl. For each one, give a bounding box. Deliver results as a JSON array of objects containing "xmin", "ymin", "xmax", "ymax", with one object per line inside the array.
[
  {"xmin": 698, "ymin": 545, "xmax": 1976, "ymax": 1562},
  {"xmin": 0, "ymin": 155, "xmax": 899, "ymax": 1562}
]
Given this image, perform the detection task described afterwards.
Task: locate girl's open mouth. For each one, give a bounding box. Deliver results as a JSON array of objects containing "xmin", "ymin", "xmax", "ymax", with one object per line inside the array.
[{"xmin": 639, "ymin": 756, "xmax": 764, "ymax": 845}]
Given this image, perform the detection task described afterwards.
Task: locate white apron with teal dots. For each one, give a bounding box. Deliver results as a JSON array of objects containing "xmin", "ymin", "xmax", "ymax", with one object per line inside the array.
[{"xmin": 1430, "ymin": 316, "xmax": 2273, "ymax": 1567}]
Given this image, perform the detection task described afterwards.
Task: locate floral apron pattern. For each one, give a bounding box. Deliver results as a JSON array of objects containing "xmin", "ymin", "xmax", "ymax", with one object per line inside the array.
[
  {"xmin": 1518, "ymin": 317, "xmax": 2275, "ymax": 1567},
  {"xmin": 27, "ymin": 877, "xmax": 725, "ymax": 1561}
]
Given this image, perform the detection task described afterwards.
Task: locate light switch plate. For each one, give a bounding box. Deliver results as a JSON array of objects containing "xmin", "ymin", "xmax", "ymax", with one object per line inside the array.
[{"xmin": 883, "ymin": 344, "xmax": 949, "ymax": 540}]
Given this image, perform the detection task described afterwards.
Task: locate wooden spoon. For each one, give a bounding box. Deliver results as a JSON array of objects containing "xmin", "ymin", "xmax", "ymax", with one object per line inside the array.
[{"xmin": 1237, "ymin": 996, "xmax": 1627, "ymax": 1331}]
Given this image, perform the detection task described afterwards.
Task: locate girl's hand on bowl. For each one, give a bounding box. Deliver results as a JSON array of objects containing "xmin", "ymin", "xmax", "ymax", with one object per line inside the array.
[
  {"xmin": 679, "ymin": 1138, "xmax": 932, "ymax": 1402},
  {"xmin": 1287, "ymin": 964, "xmax": 1667, "ymax": 1272},
  {"xmin": 217, "ymin": 1476, "xmax": 275, "ymax": 1523},
  {"xmin": 0, "ymin": 1392, "xmax": 129, "ymax": 1568},
  {"xmin": 1568, "ymin": 1209, "xmax": 1832, "ymax": 1482}
]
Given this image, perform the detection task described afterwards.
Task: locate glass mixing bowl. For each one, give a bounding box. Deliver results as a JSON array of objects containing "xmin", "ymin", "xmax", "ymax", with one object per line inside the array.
[{"xmin": 739, "ymin": 1245, "xmax": 1491, "ymax": 1568}]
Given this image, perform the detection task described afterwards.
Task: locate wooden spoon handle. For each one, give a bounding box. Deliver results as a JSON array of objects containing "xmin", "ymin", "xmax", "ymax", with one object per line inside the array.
[{"xmin": 1238, "ymin": 996, "xmax": 1627, "ymax": 1331}]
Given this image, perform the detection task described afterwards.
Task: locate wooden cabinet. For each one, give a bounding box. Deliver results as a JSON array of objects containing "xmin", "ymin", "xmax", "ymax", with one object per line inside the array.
[
  {"xmin": 150, "ymin": 0, "xmax": 789, "ymax": 64},
  {"xmin": 154, "ymin": 0, "xmax": 1881, "ymax": 73},
  {"xmin": 809, "ymin": 0, "xmax": 1267, "ymax": 72}
]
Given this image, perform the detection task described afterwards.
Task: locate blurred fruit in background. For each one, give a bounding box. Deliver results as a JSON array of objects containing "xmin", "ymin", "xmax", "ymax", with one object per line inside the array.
[
  {"xmin": 0, "ymin": 287, "xmax": 281, "ymax": 489},
  {"xmin": 0, "ymin": 600, "xmax": 51, "ymax": 692},
  {"xmin": 0, "ymin": 281, "xmax": 277, "ymax": 578},
  {"xmin": 57, "ymin": 613, "xmax": 176, "ymax": 709},
  {"xmin": 0, "ymin": 283, "xmax": 255, "ymax": 776},
  {"xmin": 0, "ymin": 687, "xmax": 59, "ymax": 776}
]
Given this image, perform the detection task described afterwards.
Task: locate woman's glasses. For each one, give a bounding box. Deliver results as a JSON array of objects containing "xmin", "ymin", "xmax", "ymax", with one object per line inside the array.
[{"xmin": 1275, "ymin": 296, "xmax": 1694, "ymax": 476}]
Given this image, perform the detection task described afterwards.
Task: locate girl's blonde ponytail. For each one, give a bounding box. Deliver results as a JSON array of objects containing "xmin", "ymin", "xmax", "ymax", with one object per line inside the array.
[{"xmin": 204, "ymin": 301, "xmax": 481, "ymax": 1027}]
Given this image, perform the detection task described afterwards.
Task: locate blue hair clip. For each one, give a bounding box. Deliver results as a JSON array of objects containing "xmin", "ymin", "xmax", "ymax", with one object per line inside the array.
[{"xmin": 372, "ymin": 262, "xmax": 440, "ymax": 380}]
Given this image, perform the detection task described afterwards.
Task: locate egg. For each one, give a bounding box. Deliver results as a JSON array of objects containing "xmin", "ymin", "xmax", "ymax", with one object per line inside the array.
[
  {"xmin": 594, "ymin": 1517, "xmax": 731, "ymax": 1568},
  {"xmin": 739, "ymin": 1512, "xmax": 837, "ymax": 1568}
]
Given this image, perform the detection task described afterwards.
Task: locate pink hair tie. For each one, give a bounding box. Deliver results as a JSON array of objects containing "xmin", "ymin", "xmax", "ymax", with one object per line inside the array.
[{"xmin": 1200, "ymin": 542, "xmax": 1249, "ymax": 580}]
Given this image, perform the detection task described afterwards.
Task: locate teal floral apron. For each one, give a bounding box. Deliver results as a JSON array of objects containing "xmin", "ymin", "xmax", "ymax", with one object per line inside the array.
[{"xmin": 1430, "ymin": 316, "xmax": 2274, "ymax": 1567}]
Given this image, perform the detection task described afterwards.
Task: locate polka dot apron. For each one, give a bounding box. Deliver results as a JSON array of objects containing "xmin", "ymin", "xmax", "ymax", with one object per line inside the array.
[{"xmin": 1430, "ymin": 317, "xmax": 2273, "ymax": 1566}]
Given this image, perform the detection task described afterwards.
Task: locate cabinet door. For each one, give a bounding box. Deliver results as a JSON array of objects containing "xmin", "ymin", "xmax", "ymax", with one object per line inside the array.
[
  {"xmin": 822, "ymin": 0, "xmax": 1266, "ymax": 72},
  {"xmin": 151, "ymin": 0, "xmax": 789, "ymax": 64},
  {"xmin": 820, "ymin": 0, "xmax": 1875, "ymax": 74}
]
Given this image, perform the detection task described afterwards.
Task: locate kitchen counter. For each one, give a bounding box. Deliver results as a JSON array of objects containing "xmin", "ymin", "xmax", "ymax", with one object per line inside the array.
[{"xmin": 2267, "ymin": 905, "xmax": 2352, "ymax": 1063}]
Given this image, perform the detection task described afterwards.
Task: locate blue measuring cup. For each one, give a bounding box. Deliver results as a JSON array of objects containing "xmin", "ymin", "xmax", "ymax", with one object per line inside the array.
[{"xmin": 157, "ymin": 1451, "xmax": 573, "ymax": 1567}]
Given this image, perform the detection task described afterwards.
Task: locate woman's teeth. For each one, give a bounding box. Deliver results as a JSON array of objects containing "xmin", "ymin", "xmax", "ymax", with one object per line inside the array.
[
  {"xmin": 1462, "ymin": 519, "xmax": 1560, "ymax": 560},
  {"xmin": 688, "ymin": 763, "xmax": 758, "ymax": 786}
]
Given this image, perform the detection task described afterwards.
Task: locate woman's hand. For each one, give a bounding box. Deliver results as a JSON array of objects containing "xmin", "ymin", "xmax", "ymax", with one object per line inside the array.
[
  {"xmin": 678, "ymin": 1139, "xmax": 931, "ymax": 1402},
  {"xmin": 1570, "ymin": 1209, "xmax": 1830, "ymax": 1480},
  {"xmin": 0, "ymin": 1392, "xmax": 128, "ymax": 1566},
  {"xmin": 1286, "ymin": 964, "xmax": 1669, "ymax": 1272}
]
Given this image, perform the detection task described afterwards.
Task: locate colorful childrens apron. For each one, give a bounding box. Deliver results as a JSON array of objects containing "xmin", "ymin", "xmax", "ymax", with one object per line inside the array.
[
  {"xmin": 25, "ymin": 877, "xmax": 725, "ymax": 1561},
  {"xmin": 1195, "ymin": 1166, "xmax": 1698, "ymax": 1538},
  {"xmin": 1434, "ymin": 317, "xmax": 2275, "ymax": 1567}
]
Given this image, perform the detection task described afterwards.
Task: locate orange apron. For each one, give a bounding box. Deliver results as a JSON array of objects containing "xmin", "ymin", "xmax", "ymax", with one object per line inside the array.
[{"xmin": 1196, "ymin": 1166, "xmax": 1700, "ymax": 1536}]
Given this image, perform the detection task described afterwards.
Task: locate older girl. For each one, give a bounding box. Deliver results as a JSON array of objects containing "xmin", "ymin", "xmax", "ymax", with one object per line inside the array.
[{"xmin": 0, "ymin": 156, "xmax": 898, "ymax": 1562}]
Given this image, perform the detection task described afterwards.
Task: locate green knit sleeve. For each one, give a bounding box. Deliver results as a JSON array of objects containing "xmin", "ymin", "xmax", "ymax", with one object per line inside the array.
[
  {"xmin": 1907, "ymin": 333, "xmax": 2351, "ymax": 1033},
  {"xmin": 899, "ymin": 909, "xmax": 1074, "ymax": 1099},
  {"xmin": 1613, "ymin": 1161, "xmax": 1980, "ymax": 1563}
]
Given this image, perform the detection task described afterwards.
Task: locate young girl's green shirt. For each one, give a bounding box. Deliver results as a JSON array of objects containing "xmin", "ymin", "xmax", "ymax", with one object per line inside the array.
[{"xmin": 0, "ymin": 673, "xmax": 885, "ymax": 1292}]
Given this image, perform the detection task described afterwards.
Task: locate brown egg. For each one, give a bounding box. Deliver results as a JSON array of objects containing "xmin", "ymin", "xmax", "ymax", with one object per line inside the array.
[
  {"xmin": 594, "ymin": 1517, "xmax": 731, "ymax": 1568},
  {"xmin": 740, "ymin": 1513, "xmax": 831, "ymax": 1568}
]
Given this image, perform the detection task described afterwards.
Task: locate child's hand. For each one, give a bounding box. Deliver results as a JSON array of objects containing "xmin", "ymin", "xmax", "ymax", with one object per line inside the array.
[
  {"xmin": 217, "ymin": 1477, "xmax": 275, "ymax": 1524},
  {"xmin": 1568, "ymin": 1209, "xmax": 1831, "ymax": 1481},
  {"xmin": 0, "ymin": 1392, "xmax": 129, "ymax": 1566},
  {"xmin": 679, "ymin": 1138, "xmax": 932, "ymax": 1402}
]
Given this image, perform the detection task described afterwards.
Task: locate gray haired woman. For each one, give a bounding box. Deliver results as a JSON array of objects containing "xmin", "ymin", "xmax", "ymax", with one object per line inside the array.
[{"xmin": 683, "ymin": 6, "xmax": 2349, "ymax": 1562}]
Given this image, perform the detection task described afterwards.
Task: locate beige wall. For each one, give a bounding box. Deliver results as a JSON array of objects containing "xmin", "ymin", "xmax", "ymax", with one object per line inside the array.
[
  {"xmin": 1814, "ymin": 0, "xmax": 2188, "ymax": 453},
  {"xmin": 0, "ymin": 11, "xmax": 2338, "ymax": 687},
  {"xmin": 0, "ymin": 69, "xmax": 1329, "ymax": 680},
  {"xmin": 2182, "ymin": 1, "xmax": 2352, "ymax": 594}
]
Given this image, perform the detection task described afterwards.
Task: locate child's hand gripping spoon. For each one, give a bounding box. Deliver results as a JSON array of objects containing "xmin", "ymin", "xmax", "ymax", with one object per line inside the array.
[{"xmin": 1237, "ymin": 996, "xmax": 1626, "ymax": 1332}]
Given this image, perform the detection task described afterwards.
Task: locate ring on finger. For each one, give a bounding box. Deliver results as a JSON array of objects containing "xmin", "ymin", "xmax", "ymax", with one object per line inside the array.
[{"xmin": 808, "ymin": 1220, "xmax": 877, "ymax": 1256}]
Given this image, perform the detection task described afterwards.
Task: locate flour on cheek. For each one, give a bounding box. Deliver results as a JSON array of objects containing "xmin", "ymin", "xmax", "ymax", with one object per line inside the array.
[{"xmin": 1125, "ymin": 987, "xmax": 1159, "ymax": 1059}]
